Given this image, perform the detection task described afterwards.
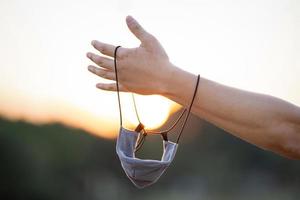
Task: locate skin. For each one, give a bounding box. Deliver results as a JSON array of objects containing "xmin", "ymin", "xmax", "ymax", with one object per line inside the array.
[{"xmin": 87, "ymin": 16, "xmax": 300, "ymax": 160}]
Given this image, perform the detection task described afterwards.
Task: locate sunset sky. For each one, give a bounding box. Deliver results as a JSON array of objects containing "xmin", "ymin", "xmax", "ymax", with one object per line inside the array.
[{"xmin": 0, "ymin": 0, "xmax": 299, "ymax": 138}]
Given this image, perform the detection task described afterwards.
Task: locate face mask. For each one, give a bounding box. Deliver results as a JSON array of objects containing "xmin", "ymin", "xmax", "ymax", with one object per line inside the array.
[
  {"xmin": 113, "ymin": 46, "xmax": 200, "ymax": 188},
  {"xmin": 116, "ymin": 127, "xmax": 178, "ymax": 188}
]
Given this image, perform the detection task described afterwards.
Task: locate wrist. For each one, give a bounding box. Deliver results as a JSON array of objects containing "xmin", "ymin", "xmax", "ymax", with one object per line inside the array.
[
  {"xmin": 159, "ymin": 63, "xmax": 197, "ymax": 108},
  {"xmin": 158, "ymin": 62, "xmax": 176, "ymax": 96}
]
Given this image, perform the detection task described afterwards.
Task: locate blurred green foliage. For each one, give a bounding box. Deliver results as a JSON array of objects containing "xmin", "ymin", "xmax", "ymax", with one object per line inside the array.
[{"xmin": 0, "ymin": 115, "xmax": 299, "ymax": 200}]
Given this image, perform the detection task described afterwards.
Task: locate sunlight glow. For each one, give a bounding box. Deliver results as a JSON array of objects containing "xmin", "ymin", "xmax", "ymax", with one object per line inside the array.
[
  {"xmin": 121, "ymin": 94, "xmax": 172, "ymax": 130},
  {"xmin": 0, "ymin": 0, "xmax": 299, "ymax": 139}
]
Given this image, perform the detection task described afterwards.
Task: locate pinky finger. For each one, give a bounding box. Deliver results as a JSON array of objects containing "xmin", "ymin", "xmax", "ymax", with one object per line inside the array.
[{"xmin": 96, "ymin": 82, "xmax": 128, "ymax": 92}]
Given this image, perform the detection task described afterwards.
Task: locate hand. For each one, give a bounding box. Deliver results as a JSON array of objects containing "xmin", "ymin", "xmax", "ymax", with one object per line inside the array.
[{"xmin": 87, "ymin": 16, "xmax": 174, "ymax": 95}]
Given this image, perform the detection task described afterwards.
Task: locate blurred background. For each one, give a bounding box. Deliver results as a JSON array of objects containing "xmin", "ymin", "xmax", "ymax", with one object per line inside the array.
[{"xmin": 0, "ymin": 0, "xmax": 299, "ymax": 199}]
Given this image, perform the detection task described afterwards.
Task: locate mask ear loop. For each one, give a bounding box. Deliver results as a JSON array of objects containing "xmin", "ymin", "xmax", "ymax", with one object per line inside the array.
[
  {"xmin": 132, "ymin": 94, "xmax": 147, "ymax": 152},
  {"xmin": 175, "ymin": 74, "xmax": 200, "ymax": 143},
  {"xmin": 114, "ymin": 46, "xmax": 123, "ymax": 127},
  {"xmin": 113, "ymin": 46, "xmax": 146, "ymax": 152}
]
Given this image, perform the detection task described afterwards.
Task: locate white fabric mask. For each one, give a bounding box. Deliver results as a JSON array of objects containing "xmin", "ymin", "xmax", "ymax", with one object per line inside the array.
[
  {"xmin": 116, "ymin": 127, "xmax": 178, "ymax": 188},
  {"xmin": 113, "ymin": 46, "xmax": 200, "ymax": 188}
]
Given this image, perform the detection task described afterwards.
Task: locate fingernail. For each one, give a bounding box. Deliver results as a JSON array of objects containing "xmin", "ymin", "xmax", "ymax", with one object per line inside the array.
[
  {"xmin": 86, "ymin": 52, "xmax": 92, "ymax": 58},
  {"xmin": 91, "ymin": 40, "xmax": 96, "ymax": 46}
]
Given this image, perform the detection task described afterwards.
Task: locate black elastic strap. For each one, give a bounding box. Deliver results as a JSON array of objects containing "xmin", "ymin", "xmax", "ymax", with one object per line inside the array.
[
  {"xmin": 176, "ymin": 74, "xmax": 200, "ymax": 143},
  {"xmin": 114, "ymin": 46, "xmax": 123, "ymax": 126}
]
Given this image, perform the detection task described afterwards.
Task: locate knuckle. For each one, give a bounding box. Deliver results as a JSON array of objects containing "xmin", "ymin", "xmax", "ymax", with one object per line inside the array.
[
  {"xmin": 133, "ymin": 23, "xmax": 140, "ymax": 31},
  {"xmin": 101, "ymin": 46, "xmax": 108, "ymax": 54},
  {"xmin": 95, "ymin": 43, "xmax": 103, "ymax": 51},
  {"xmin": 102, "ymin": 58, "xmax": 109, "ymax": 66},
  {"xmin": 95, "ymin": 68, "xmax": 101, "ymax": 75},
  {"xmin": 98, "ymin": 70, "xmax": 106, "ymax": 78},
  {"xmin": 146, "ymin": 34, "xmax": 156, "ymax": 42},
  {"xmin": 108, "ymin": 84, "xmax": 115, "ymax": 90},
  {"xmin": 95, "ymin": 56, "xmax": 103, "ymax": 64}
]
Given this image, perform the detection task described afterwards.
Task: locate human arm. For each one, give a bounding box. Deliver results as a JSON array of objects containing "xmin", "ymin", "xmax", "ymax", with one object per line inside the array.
[
  {"xmin": 164, "ymin": 67, "xmax": 300, "ymax": 160},
  {"xmin": 87, "ymin": 16, "xmax": 300, "ymax": 159}
]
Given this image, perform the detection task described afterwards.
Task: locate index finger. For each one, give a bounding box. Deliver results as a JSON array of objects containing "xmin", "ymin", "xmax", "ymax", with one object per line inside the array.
[
  {"xmin": 91, "ymin": 40, "xmax": 116, "ymax": 57},
  {"xmin": 91, "ymin": 40, "xmax": 125, "ymax": 57}
]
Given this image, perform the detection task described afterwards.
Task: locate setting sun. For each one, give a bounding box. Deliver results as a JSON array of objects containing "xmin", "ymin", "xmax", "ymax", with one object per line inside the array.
[{"xmin": 120, "ymin": 94, "xmax": 173, "ymax": 130}]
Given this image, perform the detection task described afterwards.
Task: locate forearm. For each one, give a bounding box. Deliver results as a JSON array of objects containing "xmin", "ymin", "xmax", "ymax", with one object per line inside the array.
[{"xmin": 162, "ymin": 64, "xmax": 300, "ymax": 159}]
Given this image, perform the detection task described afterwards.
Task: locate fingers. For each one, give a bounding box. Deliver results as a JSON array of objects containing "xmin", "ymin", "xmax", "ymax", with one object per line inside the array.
[
  {"xmin": 88, "ymin": 65, "xmax": 115, "ymax": 81},
  {"xmin": 96, "ymin": 82, "xmax": 128, "ymax": 92},
  {"xmin": 86, "ymin": 52, "xmax": 114, "ymax": 71},
  {"xmin": 91, "ymin": 40, "xmax": 116, "ymax": 57},
  {"xmin": 91, "ymin": 40, "xmax": 128, "ymax": 58},
  {"xmin": 126, "ymin": 15, "xmax": 152, "ymax": 43}
]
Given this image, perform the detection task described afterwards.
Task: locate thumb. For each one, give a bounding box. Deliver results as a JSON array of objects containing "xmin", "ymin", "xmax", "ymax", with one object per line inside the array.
[{"xmin": 126, "ymin": 16, "xmax": 151, "ymax": 43}]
